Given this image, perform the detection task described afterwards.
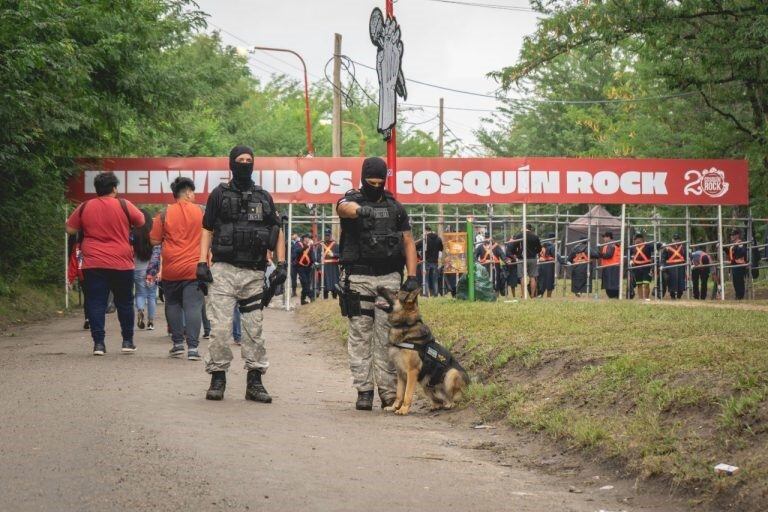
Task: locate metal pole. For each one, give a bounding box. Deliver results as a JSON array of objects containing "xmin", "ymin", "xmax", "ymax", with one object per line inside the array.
[
  {"xmin": 522, "ymin": 203, "xmax": 528, "ymax": 300},
  {"xmin": 685, "ymin": 206, "xmax": 692, "ymax": 300},
  {"xmin": 385, "ymin": 0, "xmax": 398, "ymax": 198},
  {"xmin": 467, "ymin": 217, "xmax": 475, "ymax": 301},
  {"xmin": 253, "ymin": 46, "xmax": 314, "ymax": 155},
  {"xmin": 586, "ymin": 205, "xmax": 592, "ymax": 298},
  {"xmin": 748, "ymin": 208, "xmax": 754, "ymax": 300},
  {"xmin": 286, "ymin": 203, "xmax": 293, "ymax": 311},
  {"xmin": 718, "ymin": 205, "xmax": 725, "ymax": 301},
  {"xmin": 64, "ymin": 204, "xmax": 69, "ymax": 311},
  {"xmin": 653, "ymin": 206, "xmax": 660, "ymax": 301},
  {"xmin": 562, "ymin": 211, "xmax": 569, "ymax": 297},
  {"xmin": 422, "ymin": 205, "xmax": 427, "ymax": 295},
  {"xmin": 619, "ymin": 204, "xmax": 626, "ymax": 300},
  {"xmin": 320, "ymin": 207, "xmax": 326, "ymax": 299},
  {"xmin": 554, "ymin": 205, "xmax": 560, "ymax": 294}
]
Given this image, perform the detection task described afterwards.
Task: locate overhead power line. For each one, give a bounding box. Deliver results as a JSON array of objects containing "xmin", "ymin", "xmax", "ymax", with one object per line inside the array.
[{"xmin": 420, "ymin": 0, "xmax": 538, "ymax": 13}]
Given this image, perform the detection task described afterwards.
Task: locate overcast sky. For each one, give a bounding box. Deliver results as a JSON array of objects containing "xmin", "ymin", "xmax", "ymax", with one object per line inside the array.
[{"xmin": 195, "ymin": 0, "xmax": 541, "ymax": 155}]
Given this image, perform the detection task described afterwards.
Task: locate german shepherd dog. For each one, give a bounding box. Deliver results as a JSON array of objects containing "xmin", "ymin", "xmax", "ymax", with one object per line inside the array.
[{"xmin": 375, "ymin": 287, "xmax": 468, "ymax": 415}]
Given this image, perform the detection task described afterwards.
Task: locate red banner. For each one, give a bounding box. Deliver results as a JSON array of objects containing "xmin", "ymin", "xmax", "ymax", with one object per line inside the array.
[{"xmin": 67, "ymin": 157, "xmax": 749, "ymax": 205}]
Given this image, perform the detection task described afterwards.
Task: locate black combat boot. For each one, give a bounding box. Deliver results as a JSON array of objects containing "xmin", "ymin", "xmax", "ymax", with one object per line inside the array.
[
  {"xmin": 356, "ymin": 390, "xmax": 374, "ymax": 410},
  {"xmin": 206, "ymin": 371, "xmax": 226, "ymax": 400},
  {"xmin": 245, "ymin": 369, "xmax": 272, "ymax": 403}
]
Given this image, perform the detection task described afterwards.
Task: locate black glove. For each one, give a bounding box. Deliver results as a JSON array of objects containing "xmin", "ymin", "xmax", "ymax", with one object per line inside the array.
[
  {"xmin": 197, "ymin": 281, "xmax": 208, "ymax": 296},
  {"xmin": 196, "ymin": 262, "xmax": 213, "ymax": 283},
  {"xmin": 401, "ymin": 276, "xmax": 421, "ymax": 293},
  {"xmin": 269, "ymin": 262, "xmax": 287, "ymax": 288},
  {"xmin": 356, "ymin": 206, "xmax": 374, "ymax": 218}
]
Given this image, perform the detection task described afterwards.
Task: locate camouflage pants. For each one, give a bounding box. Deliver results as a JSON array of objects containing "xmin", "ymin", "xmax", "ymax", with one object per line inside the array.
[
  {"xmin": 346, "ymin": 271, "xmax": 401, "ymax": 401},
  {"xmin": 204, "ymin": 262, "xmax": 269, "ymax": 374}
]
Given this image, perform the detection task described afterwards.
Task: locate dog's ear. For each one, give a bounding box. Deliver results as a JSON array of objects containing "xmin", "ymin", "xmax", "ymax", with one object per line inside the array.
[{"xmin": 405, "ymin": 288, "xmax": 420, "ymax": 304}]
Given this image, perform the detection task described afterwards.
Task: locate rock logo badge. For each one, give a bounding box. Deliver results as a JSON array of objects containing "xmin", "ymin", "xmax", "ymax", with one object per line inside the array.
[{"xmin": 684, "ymin": 167, "xmax": 730, "ymax": 198}]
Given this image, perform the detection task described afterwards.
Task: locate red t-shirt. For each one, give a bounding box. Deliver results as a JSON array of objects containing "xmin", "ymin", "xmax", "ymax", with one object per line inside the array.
[
  {"xmin": 149, "ymin": 200, "xmax": 203, "ymax": 281},
  {"xmin": 66, "ymin": 197, "xmax": 145, "ymax": 271}
]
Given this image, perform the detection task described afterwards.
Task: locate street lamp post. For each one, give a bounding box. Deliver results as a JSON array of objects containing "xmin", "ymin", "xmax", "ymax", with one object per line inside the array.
[
  {"xmin": 342, "ymin": 121, "xmax": 366, "ymax": 157},
  {"xmin": 251, "ymin": 46, "xmax": 315, "ymax": 156}
]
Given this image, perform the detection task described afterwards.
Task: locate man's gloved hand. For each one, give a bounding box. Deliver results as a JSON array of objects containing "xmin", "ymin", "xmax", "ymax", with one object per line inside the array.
[
  {"xmin": 356, "ymin": 206, "xmax": 374, "ymax": 218},
  {"xmin": 400, "ymin": 276, "xmax": 421, "ymax": 293},
  {"xmin": 196, "ymin": 262, "xmax": 213, "ymax": 283},
  {"xmin": 269, "ymin": 262, "xmax": 287, "ymax": 288}
]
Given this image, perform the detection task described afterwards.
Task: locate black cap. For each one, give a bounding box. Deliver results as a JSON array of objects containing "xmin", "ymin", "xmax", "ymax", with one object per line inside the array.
[
  {"xmin": 602, "ymin": 231, "xmax": 613, "ymax": 238},
  {"xmin": 324, "ymin": 228, "xmax": 332, "ymax": 235},
  {"xmin": 361, "ymin": 157, "xmax": 387, "ymax": 180},
  {"xmin": 228, "ymin": 145, "xmax": 254, "ymax": 170},
  {"xmin": 546, "ymin": 232, "xmax": 555, "ymax": 239},
  {"xmin": 730, "ymin": 228, "xmax": 741, "ymax": 236},
  {"xmin": 634, "ymin": 232, "xmax": 645, "ymax": 240},
  {"xmin": 672, "ymin": 233, "xmax": 681, "ymax": 240}
]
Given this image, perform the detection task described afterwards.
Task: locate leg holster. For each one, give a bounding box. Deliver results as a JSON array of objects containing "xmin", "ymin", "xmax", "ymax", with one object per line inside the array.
[
  {"xmin": 338, "ymin": 285, "xmax": 374, "ymax": 319},
  {"xmin": 238, "ymin": 292, "xmax": 264, "ymax": 313}
]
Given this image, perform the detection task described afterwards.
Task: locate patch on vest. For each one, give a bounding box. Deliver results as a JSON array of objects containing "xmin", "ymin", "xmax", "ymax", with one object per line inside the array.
[
  {"xmin": 426, "ymin": 345, "xmax": 447, "ymax": 364},
  {"xmin": 373, "ymin": 209, "xmax": 390, "ymax": 219},
  {"xmin": 247, "ymin": 203, "xmax": 263, "ymax": 221}
]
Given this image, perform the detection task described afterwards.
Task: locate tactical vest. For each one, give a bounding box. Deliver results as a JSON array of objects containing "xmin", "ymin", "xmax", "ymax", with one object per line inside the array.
[
  {"xmin": 211, "ymin": 183, "xmax": 279, "ymax": 269},
  {"xmin": 395, "ymin": 337, "xmax": 467, "ymax": 388},
  {"xmin": 340, "ymin": 191, "xmax": 405, "ymax": 275}
]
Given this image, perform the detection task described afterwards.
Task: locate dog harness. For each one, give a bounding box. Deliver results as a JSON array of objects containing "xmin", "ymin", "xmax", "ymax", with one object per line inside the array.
[{"xmin": 394, "ymin": 337, "xmax": 466, "ymax": 388}]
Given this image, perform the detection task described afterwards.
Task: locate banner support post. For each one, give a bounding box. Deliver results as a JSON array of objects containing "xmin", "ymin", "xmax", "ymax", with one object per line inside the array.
[
  {"xmin": 422, "ymin": 205, "xmax": 427, "ymax": 295},
  {"xmin": 466, "ymin": 217, "xmax": 475, "ymax": 301},
  {"xmin": 619, "ymin": 203, "xmax": 626, "ymax": 300},
  {"xmin": 718, "ymin": 205, "xmax": 726, "ymax": 301},
  {"xmin": 522, "ymin": 203, "xmax": 528, "ymax": 300},
  {"xmin": 286, "ymin": 203, "xmax": 293, "ymax": 311},
  {"xmin": 320, "ymin": 206, "xmax": 326, "ymax": 299},
  {"xmin": 685, "ymin": 206, "xmax": 692, "ymax": 300}
]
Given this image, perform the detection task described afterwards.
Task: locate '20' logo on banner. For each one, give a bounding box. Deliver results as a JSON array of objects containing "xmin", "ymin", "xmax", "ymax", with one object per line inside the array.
[{"xmin": 684, "ymin": 167, "xmax": 730, "ymax": 198}]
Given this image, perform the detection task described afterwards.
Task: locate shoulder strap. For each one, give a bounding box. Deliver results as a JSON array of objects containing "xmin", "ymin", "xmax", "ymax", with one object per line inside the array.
[
  {"xmin": 160, "ymin": 207, "xmax": 168, "ymax": 229},
  {"xmin": 118, "ymin": 198, "xmax": 131, "ymax": 226},
  {"xmin": 78, "ymin": 200, "xmax": 89, "ymax": 220}
]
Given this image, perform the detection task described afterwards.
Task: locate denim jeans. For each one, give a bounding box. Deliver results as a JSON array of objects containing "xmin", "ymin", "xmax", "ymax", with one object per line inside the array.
[
  {"xmin": 83, "ymin": 269, "xmax": 134, "ymax": 346},
  {"xmin": 133, "ymin": 269, "xmax": 157, "ymax": 320},
  {"xmin": 424, "ymin": 262, "xmax": 439, "ymax": 297},
  {"xmin": 164, "ymin": 280, "xmax": 204, "ymax": 349}
]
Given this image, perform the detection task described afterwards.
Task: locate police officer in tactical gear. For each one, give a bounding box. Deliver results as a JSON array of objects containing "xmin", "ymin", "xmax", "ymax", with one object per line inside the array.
[
  {"xmin": 336, "ymin": 157, "xmax": 419, "ymax": 411},
  {"xmin": 197, "ymin": 145, "xmax": 287, "ymax": 402}
]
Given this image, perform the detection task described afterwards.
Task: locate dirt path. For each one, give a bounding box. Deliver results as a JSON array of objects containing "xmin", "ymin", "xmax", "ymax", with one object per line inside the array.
[{"xmin": 0, "ymin": 309, "xmax": 692, "ymax": 512}]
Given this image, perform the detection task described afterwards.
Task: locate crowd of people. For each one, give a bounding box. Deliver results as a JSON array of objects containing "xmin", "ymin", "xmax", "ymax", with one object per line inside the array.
[{"xmin": 65, "ymin": 148, "xmax": 762, "ymax": 409}]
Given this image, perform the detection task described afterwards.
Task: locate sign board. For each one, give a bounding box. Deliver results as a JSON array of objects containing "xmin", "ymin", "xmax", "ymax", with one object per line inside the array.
[
  {"xmin": 442, "ymin": 232, "xmax": 467, "ymax": 274},
  {"xmin": 67, "ymin": 157, "xmax": 749, "ymax": 205}
]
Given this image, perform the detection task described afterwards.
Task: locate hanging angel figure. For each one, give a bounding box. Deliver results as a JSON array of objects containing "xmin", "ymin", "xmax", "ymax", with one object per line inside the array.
[{"xmin": 369, "ymin": 7, "xmax": 407, "ymax": 141}]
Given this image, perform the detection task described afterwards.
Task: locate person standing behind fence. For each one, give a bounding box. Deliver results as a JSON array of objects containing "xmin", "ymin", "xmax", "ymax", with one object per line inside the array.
[
  {"xmin": 629, "ymin": 233, "xmax": 654, "ymax": 301},
  {"xmin": 294, "ymin": 234, "xmax": 316, "ymax": 305},
  {"xmin": 726, "ymin": 229, "xmax": 748, "ymax": 300},
  {"xmin": 662, "ymin": 234, "xmax": 687, "ymax": 300},
  {"xmin": 690, "ymin": 245, "xmax": 712, "ymax": 300},
  {"xmin": 504, "ymin": 237, "xmax": 521, "ymax": 298},
  {"xmin": 421, "ymin": 226, "xmax": 443, "ymax": 297},
  {"xmin": 512, "ymin": 225, "xmax": 542, "ymax": 298},
  {"xmin": 568, "ymin": 238, "xmax": 590, "ymax": 297},
  {"xmin": 537, "ymin": 233, "xmax": 557, "ymax": 298},
  {"xmin": 65, "ymin": 172, "xmax": 145, "ymax": 355},
  {"xmin": 133, "ymin": 209, "xmax": 160, "ymax": 330},
  {"xmin": 321, "ymin": 228, "xmax": 341, "ymax": 299},
  {"xmin": 595, "ymin": 231, "xmax": 621, "ymax": 299},
  {"xmin": 150, "ymin": 177, "xmax": 204, "ymax": 360}
]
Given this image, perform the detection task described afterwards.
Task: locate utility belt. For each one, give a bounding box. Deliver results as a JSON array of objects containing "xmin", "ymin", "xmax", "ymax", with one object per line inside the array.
[
  {"xmin": 336, "ymin": 281, "xmax": 376, "ymax": 319},
  {"xmin": 343, "ymin": 263, "xmax": 401, "ymax": 277}
]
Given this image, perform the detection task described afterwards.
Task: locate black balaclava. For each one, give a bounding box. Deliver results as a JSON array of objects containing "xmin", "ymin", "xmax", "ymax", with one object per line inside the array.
[
  {"xmin": 360, "ymin": 157, "xmax": 388, "ymax": 202},
  {"xmin": 229, "ymin": 145, "xmax": 255, "ymax": 189}
]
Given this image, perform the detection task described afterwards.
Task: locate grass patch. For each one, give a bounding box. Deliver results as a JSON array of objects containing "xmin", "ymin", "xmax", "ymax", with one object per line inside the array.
[
  {"xmin": 302, "ymin": 297, "xmax": 768, "ymax": 508},
  {"xmin": 0, "ymin": 281, "xmax": 72, "ymax": 329}
]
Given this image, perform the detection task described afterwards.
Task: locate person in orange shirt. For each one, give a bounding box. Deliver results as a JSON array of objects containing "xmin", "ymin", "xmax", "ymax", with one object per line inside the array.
[{"xmin": 150, "ymin": 177, "xmax": 205, "ymax": 361}]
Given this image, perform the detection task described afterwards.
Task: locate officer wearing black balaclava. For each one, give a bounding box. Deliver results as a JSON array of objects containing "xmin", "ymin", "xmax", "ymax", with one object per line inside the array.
[
  {"xmin": 197, "ymin": 145, "xmax": 287, "ymax": 402},
  {"xmin": 335, "ymin": 156, "xmax": 419, "ymax": 412}
]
